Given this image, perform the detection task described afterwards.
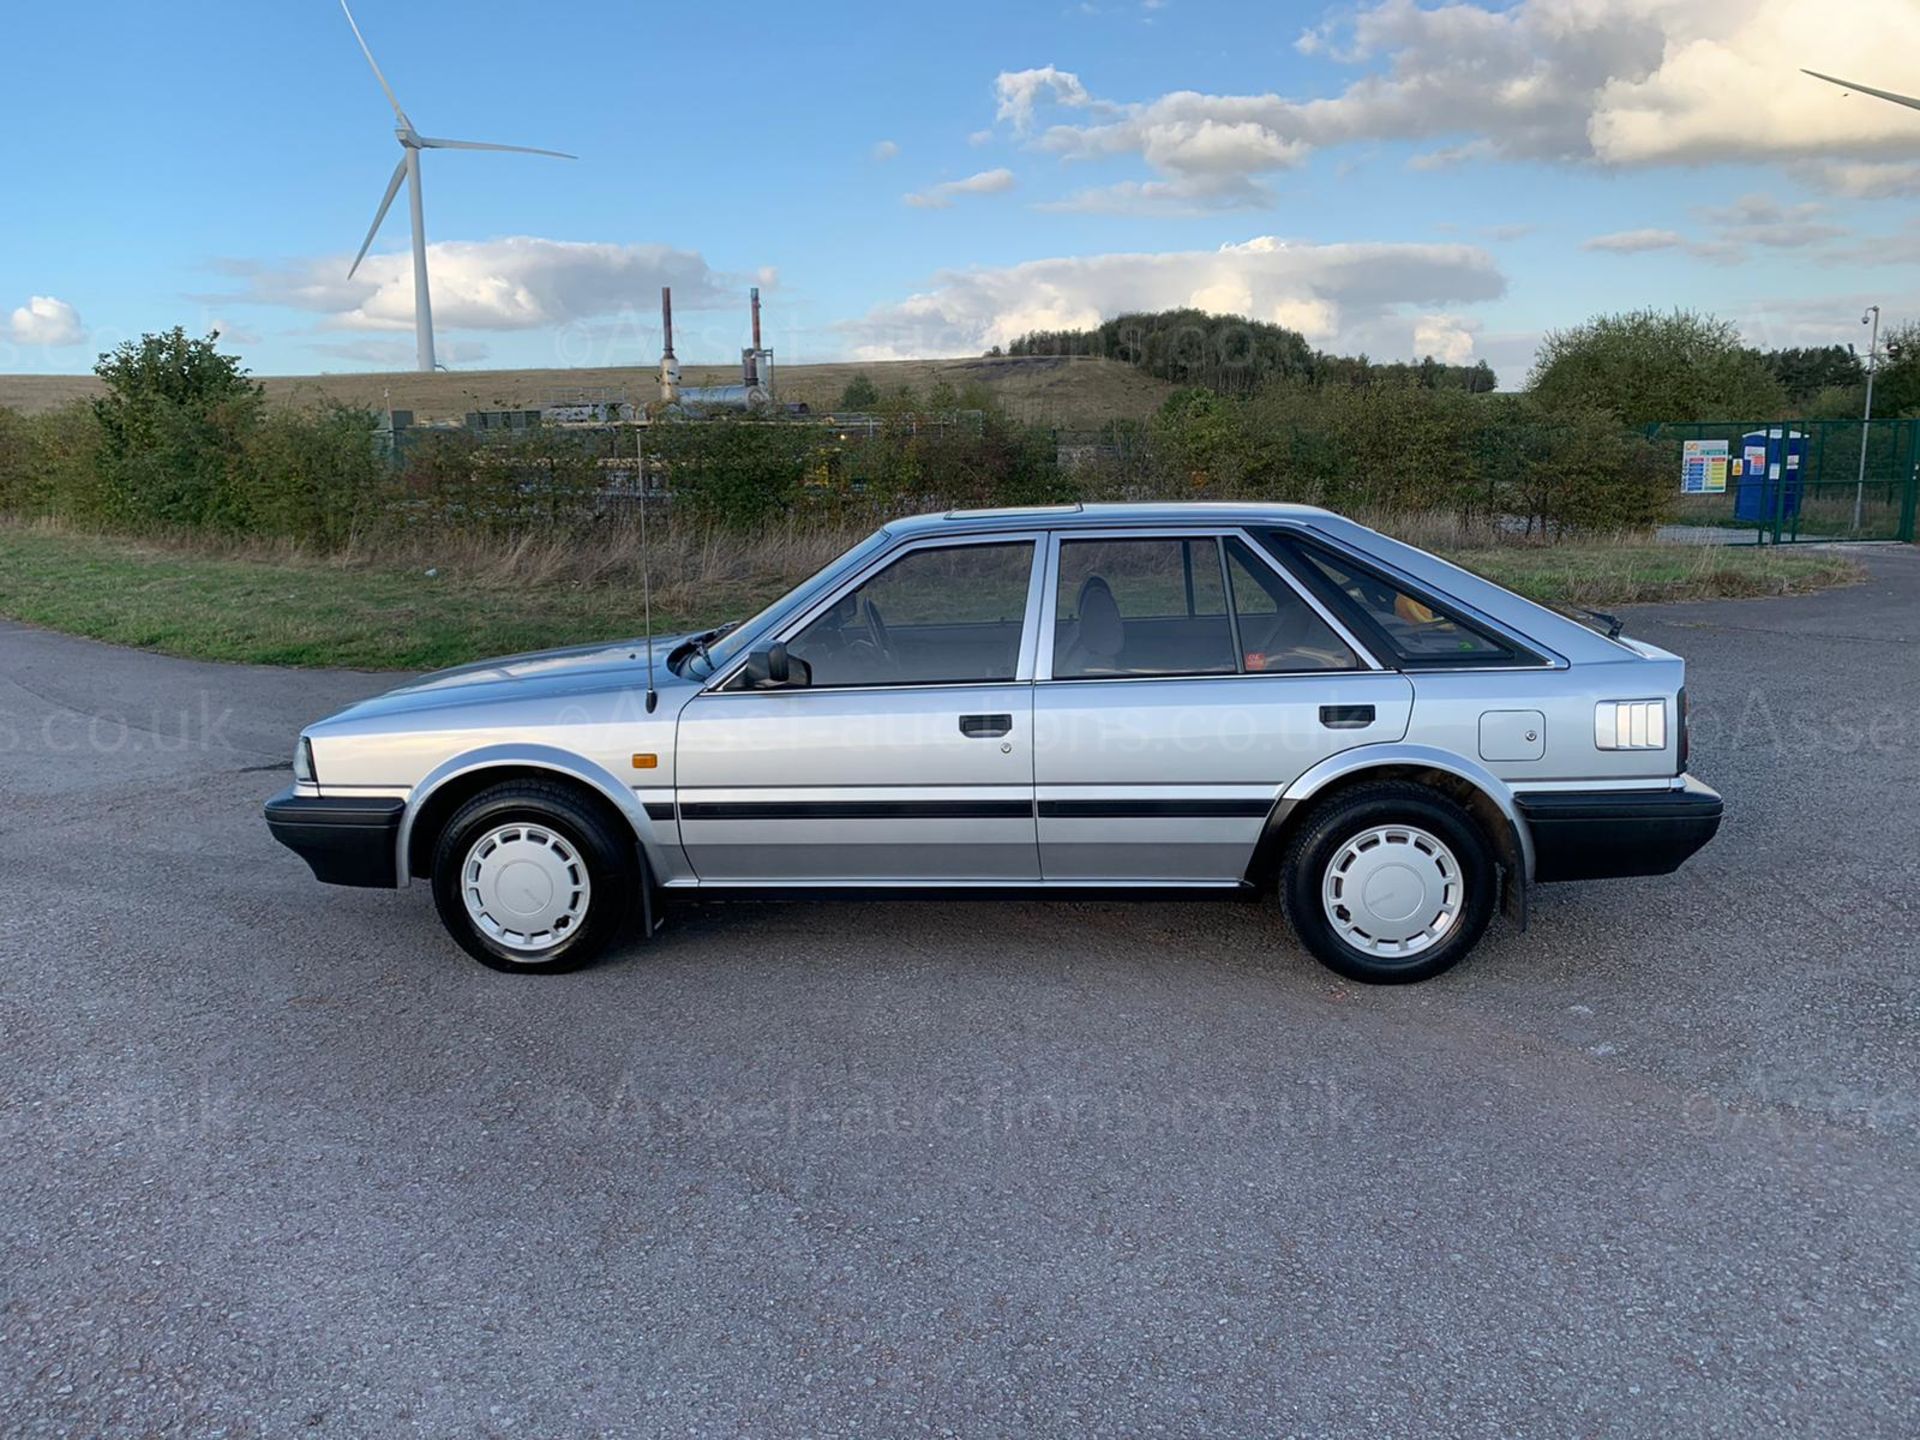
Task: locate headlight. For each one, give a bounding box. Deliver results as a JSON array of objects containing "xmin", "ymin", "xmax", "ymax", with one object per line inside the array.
[
  {"xmin": 294, "ymin": 736, "xmax": 317, "ymax": 783},
  {"xmin": 1594, "ymin": 700, "xmax": 1666, "ymax": 751}
]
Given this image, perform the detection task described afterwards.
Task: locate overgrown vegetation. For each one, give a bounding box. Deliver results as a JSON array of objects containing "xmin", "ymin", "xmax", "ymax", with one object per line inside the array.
[
  {"xmin": 0, "ymin": 310, "xmax": 1896, "ymax": 669},
  {"xmin": 0, "ymin": 520, "xmax": 1861, "ymax": 671}
]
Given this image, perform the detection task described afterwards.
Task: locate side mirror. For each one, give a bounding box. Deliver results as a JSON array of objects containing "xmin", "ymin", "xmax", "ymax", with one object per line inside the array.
[{"xmin": 744, "ymin": 641, "xmax": 808, "ymax": 688}]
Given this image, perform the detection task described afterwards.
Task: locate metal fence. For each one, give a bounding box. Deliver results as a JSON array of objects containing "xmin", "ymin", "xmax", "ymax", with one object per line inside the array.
[{"xmin": 1647, "ymin": 418, "xmax": 1919, "ymax": 544}]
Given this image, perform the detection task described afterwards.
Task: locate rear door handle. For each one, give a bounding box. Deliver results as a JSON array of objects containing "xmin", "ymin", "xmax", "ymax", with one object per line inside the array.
[
  {"xmin": 1320, "ymin": 704, "xmax": 1375, "ymax": 729},
  {"xmin": 959, "ymin": 713, "xmax": 1013, "ymax": 738}
]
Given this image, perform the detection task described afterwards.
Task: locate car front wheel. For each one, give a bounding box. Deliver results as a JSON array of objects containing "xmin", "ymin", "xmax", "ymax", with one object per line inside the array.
[
  {"xmin": 430, "ymin": 779, "xmax": 638, "ymax": 974},
  {"xmin": 1281, "ymin": 781, "xmax": 1496, "ymax": 985}
]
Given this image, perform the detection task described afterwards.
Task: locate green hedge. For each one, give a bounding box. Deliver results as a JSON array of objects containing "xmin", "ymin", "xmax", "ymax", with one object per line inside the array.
[{"xmin": 0, "ymin": 328, "xmax": 1676, "ymax": 549}]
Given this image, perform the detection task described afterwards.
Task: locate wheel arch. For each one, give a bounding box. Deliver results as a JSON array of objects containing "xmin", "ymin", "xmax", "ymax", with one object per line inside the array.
[
  {"xmin": 1245, "ymin": 745, "xmax": 1532, "ymax": 924},
  {"xmin": 397, "ymin": 744, "xmax": 673, "ymax": 886}
]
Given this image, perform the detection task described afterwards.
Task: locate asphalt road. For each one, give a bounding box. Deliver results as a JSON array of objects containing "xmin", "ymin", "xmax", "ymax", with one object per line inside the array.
[{"xmin": 2, "ymin": 550, "xmax": 1917, "ymax": 1438}]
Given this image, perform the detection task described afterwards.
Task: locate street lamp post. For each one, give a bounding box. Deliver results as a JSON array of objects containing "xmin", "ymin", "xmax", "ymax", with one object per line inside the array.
[{"xmin": 1856, "ymin": 305, "xmax": 1880, "ymax": 533}]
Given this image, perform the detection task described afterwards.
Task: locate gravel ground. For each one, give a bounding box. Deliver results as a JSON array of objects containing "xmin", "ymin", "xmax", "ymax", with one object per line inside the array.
[{"xmin": 1, "ymin": 548, "xmax": 1915, "ymax": 1438}]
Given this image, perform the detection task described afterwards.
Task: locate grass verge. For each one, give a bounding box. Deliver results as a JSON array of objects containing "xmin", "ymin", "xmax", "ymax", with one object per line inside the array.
[{"xmin": 0, "ymin": 522, "xmax": 1867, "ymax": 671}]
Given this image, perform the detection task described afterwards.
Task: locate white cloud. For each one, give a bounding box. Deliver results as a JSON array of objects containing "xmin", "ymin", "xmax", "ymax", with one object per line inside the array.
[
  {"xmin": 1694, "ymin": 193, "xmax": 1846, "ymax": 248},
  {"xmin": 871, "ymin": 139, "xmax": 900, "ymax": 162},
  {"xmin": 904, "ymin": 168, "xmax": 1017, "ymax": 210},
  {"xmin": 1038, "ymin": 174, "xmax": 1271, "ymax": 215},
  {"xmin": 992, "ymin": 1, "xmax": 1920, "ymax": 208},
  {"xmin": 215, "ymin": 237, "xmax": 736, "ymax": 334},
  {"xmin": 8, "ymin": 295, "xmax": 85, "ymax": 346},
  {"xmin": 1584, "ymin": 193, "xmax": 1848, "ymax": 266},
  {"xmin": 837, "ymin": 235, "xmax": 1505, "ymax": 363},
  {"xmin": 1795, "ymin": 159, "xmax": 1920, "ymax": 197},
  {"xmin": 994, "ymin": 66, "xmax": 1100, "ymax": 131},
  {"xmin": 1583, "ymin": 229, "xmax": 1689, "ymax": 254},
  {"xmin": 1413, "ymin": 313, "xmax": 1479, "ymax": 365}
]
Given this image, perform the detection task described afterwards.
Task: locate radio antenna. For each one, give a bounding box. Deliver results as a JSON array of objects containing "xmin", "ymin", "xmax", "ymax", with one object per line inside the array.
[{"xmin": 635, "ymin": 412, "xmax": 657, "ymax": 713}]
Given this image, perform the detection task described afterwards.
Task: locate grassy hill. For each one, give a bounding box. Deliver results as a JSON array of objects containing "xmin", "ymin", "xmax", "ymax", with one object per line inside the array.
[{"xmin": 0, "ymin": 355, "xmax": 1176, "ymax": 429}]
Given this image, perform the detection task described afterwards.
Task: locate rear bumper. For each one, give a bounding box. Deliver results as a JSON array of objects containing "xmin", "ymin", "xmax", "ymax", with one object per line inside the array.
[
  {"xmin": 1517, "ymin": 775, "xmax": 1723, "ymax": 884},
  {"xmin": 264, "ymin": 787, "xmax": 404, "ymax": 889}
]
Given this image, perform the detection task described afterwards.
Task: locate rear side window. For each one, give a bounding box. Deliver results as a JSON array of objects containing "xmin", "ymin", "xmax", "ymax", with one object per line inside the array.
[
  {"xmin": 1053, "ymin": 538, "xmax": 1236, "ymax": 679},
  {"xmin": 1272, "ymin": 535, "xmax": 1518, "ymax": 667}
]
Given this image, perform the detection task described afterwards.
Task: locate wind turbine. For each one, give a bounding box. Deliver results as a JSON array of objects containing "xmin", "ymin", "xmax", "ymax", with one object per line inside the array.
[
  {"xmin": 1802, "ymin": 68, "xmax": 1920, "ymax": 113},
  {"xmin": 339, "ymin": 0, "xmax": 574, "ymax": 372}
]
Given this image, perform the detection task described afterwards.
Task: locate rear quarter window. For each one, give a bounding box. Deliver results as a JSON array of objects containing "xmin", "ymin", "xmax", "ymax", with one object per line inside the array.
[{"xmin": 1263, "ymin": 532, "xmax": 1525, "ymax": 668}]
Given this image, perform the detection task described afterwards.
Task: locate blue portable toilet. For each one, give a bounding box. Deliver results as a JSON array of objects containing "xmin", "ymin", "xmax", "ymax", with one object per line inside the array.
[{"xmin": 1735, "ymin": 429, "xmax": 1805, "ymax": 523}]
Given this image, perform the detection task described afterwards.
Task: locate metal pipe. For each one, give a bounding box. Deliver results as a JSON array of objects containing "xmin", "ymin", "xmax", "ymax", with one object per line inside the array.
[
  {"xmin": 1855, "ymin": 304, "xmax": 1880, "ymax": 533},
  {"xmin": 751, "ymin": 287, "xmax": 762, "ymax": 350},
  {"xmin": 660, "ymin": 286, "xmax": 675, "ymax": 358}
]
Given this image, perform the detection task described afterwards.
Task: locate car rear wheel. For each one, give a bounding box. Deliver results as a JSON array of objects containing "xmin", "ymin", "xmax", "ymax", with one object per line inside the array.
[
  {"xmin": 1281, "ymin": 781, "xmax": 1496, "ymax": 985},
  {"xmin": 430, "ymin": 780, "xmax": 638, "ymax": 974}
]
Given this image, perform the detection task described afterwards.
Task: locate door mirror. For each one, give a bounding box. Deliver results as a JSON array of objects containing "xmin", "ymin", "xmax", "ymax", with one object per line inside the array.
[{"xmin": 744, "ymin": 641, "xmax": 809, "ymax": 689}]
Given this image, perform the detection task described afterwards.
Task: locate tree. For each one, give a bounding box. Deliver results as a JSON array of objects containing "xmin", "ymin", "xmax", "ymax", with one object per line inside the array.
[
  {"xmin": 1761, "ymin": 344, "xmax": 1863, "ymax": 404},
  {"xmin": 91, "ymin": 328, "xmax": 262, "ymax": 527},
  {"xmin": 1527, "ymin": 309, "xmax": 1785, "ymax": 429},
  {"xmin": 838, "ymin": 373, "xmax": 881, "ymax": 410},
  {"xmin": 1870, "ymin": 320, "xmax": 1920, "ymax": 418}
]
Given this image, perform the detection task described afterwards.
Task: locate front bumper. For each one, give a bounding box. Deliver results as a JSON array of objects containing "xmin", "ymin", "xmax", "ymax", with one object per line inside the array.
[
  {"xmin": 1517, "ymin": 775, "xmax": 1723, "ymax": 884},
  {"xmin": 264, "ymin": 787, "xmax": 404, "ymax": 889}
]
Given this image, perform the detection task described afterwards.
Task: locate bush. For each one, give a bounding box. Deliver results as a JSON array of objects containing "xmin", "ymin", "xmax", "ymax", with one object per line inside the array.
[
  {"xmin": 1528, "ymin": 309, "xmax": 1785, "ymax": 428},
  {"xmin": 235, "ymin": 405, "xmax": 390, "ymax": 544},
  {"xmin": 91, "ymin": 328, "xmax": 264, "ymax": 529},
  {"xmin": 838, "ymin": 374, "xmax": 881, "ymax": 410},
  {"xmin": 0, "ymin": 403, "xmax": 107, "ymax": 523}
]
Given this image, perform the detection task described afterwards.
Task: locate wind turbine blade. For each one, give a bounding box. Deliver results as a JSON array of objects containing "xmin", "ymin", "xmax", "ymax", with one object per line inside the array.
[
  {"xmin": 349, "ymin": 157, "xmax": 410, "ymax": 279},
  {"xmin": 415, "ymin": 135, "xmax": 577, "ymax": 160},
  {"xmin": 340, "ymin": 0, "xmax": 409, "ymax": 125},
  {"xmin": 1803, "ymin": 69, "xmax": 1920, "ymax": 112}
]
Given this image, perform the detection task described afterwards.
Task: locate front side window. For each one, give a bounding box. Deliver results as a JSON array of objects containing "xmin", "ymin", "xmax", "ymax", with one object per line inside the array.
[
  {"xmin": 1053, "ymin": 538, "xmax": 1237, "ymax": 679},
  {"xmin": 783, "ymin": 541, "xmax": 1035, "ymax": 687}
]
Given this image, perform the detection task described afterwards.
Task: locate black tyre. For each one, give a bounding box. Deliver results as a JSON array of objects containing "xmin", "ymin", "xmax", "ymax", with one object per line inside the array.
[
  {"xmin": 429, "ymin": 779, "xmax": 639, "ymax": 974},
  {"xmin": 1281, "ymin": 781, "xmax": 1496, "ymax": 985}
]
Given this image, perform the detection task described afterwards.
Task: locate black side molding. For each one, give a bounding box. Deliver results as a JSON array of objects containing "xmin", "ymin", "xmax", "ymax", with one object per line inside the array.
[
  {"xmin": 1517, "ymin": 776, "xmax": 1723, "ymax": 883},
  {"xmin": 1038, "ymin": 798, "xmax": 1271, "ymax": 819},
  {"xmin": 263, "ymin": 787, "xmax": 404, "ymax": 888}
]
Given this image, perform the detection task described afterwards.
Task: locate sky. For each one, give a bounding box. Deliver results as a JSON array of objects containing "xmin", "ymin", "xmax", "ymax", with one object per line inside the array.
[{"xmin": 5, "ymin": 0, "xmax": 1920, "ymax": 387}]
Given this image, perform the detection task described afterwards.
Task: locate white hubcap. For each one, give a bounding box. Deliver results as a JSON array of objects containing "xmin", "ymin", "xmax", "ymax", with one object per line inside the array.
[
  {"xmin": 1321, "ymin": 824, "xmax": 1463, "ymax": 960},
  {"xmin": 461, "ymin": 823, "xmax": 591, "ymax": 955}
]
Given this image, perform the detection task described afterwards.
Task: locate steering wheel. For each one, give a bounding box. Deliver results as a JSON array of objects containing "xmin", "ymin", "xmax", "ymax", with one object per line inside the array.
[{"xmin": 862, "ymin": 597, "xmax": 897, "ymax": 668}]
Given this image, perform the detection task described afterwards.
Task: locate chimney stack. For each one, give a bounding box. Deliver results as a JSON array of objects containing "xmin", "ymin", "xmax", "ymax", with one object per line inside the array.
[{"xmin": 658, "ymin": 286, "xmax": 681, "ymax": 404}]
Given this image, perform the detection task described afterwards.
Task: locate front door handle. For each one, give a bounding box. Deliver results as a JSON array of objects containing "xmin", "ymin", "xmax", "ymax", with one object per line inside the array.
[
  {"xmin": 1320, "ymin": 704, "xmax": 1375, "ymax": 729},
  {"xmin": 959, "ymin": 713, "xmax": 1013, "ymax": 738}
]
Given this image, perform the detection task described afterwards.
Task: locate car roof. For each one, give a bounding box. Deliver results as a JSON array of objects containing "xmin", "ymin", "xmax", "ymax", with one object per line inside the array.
[{"xmin": 883, "ymin": 502, "xmax": 1337, "ymax": 538}]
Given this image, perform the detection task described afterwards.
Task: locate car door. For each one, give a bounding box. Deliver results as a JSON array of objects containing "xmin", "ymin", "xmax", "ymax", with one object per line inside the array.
[
  {"xmin": 674, "ymin": 533, "xmax": 1045, "ymax": 883},
  {"xmin": 1032, "ymin": 528, "xmax": 1414, "ymax": 883}
]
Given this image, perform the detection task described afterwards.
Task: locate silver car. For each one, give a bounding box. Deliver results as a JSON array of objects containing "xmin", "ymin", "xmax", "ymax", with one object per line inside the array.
[{"xmin": 265, "ymin": 503, "xmax": 1721, "ymax": 983}]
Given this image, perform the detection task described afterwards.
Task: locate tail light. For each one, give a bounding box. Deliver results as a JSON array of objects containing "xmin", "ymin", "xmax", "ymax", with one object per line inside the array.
[
  {"xmin": 1593, "ymin": 700, "xmax": 1667, "ymax": 751},
  {"xmin": 1677, "ymin": 687, "xmax": 1690, "ymax": 773}
]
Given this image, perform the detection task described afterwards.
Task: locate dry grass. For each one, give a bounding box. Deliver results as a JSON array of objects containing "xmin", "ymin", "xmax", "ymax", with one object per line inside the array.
[{"xmin": 0, "ymin": 355, "xmax": 1178, "ymax": 429}]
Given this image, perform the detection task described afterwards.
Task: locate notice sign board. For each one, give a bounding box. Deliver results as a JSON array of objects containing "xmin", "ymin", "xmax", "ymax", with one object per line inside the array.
[{"xmin": 1682, "ymin": 439, "xmax": 1730, "ymax": 494}]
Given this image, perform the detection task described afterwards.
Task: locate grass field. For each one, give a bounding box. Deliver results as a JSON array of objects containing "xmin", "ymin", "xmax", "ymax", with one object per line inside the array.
[
  {"xmin": 0, "ymin": 355, "xmax": 1177, "ymax": 429},
  {"xmin": 0, "ymin": 522, "xmax": 1864, "ymax": 671}
]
